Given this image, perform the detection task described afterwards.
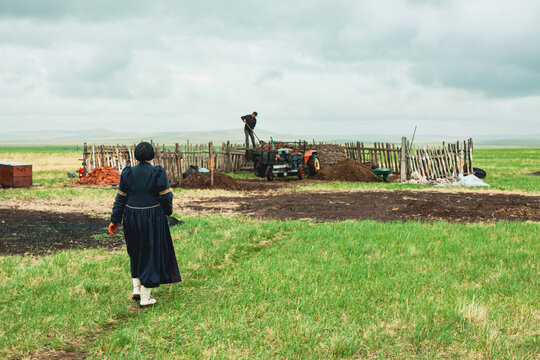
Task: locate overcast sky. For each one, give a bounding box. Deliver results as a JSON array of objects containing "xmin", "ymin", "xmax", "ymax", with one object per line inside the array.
[{"xmin": 0, "ymin": 0, "xmax": 539, "ymax": 138}]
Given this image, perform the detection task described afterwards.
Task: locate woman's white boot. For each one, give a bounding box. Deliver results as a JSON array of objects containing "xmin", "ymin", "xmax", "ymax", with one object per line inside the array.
[
  {"xmin": 132, "ymin": 278, "xmax": 141, "ymax": 301},
  {"xmin": 140, "ymin": 285, "xmax": 156, "ymax": 307}
]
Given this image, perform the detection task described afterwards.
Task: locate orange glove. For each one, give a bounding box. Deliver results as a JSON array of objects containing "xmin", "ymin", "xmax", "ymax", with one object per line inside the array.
[{"xmin": 108, "ymin": 222, "xmax": 119, "ymax": 236}]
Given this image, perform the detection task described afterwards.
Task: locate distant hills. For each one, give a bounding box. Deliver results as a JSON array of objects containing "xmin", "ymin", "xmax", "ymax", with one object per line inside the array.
[{"xmin": 0, "ymin": 129, "xmax": 539, "ymax": 147}]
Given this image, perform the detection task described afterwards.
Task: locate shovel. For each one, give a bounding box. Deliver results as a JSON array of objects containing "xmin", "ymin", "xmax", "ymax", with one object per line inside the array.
[{"xmin": 244, "ymin": 122, "xmax": 265, "ymax": 147}]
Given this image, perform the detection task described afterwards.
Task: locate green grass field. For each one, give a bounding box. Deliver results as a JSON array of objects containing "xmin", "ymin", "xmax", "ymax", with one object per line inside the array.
[
  {"xmin": 0, "ymin": 147, "xmax": 539, "ymax": 359},
  {"xmin": 1, "ymin": 217, "xmax": 538, "ymax": 359}
]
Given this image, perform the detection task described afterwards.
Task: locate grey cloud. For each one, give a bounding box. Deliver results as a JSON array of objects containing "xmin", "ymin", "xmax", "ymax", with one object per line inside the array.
[
  {"xmin": 412, "ymin": 61, "xmax": 540, "ymax": 97},
  {"xmin": 51, "ymin": 47, "xmax": 133, "ymax": 98},
  {"xmin": 311, "ymin": 1, "xmax": 540, "ymax": 98},
  {"xmin": 0, "ymin": 0, "xmax": 147, "ymax": 22},
  {"xmin": 255, "ymin": 70, "xmax": 283, "ymax": 84}
]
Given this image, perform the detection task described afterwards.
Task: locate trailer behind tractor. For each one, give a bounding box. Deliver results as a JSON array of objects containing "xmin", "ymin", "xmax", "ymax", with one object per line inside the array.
[{"xmin": 246, "ymin": 143, "xmax": 320, "ymax": 181}]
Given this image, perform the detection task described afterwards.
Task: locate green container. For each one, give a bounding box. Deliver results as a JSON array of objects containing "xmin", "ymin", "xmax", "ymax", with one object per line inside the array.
[{"xmin": 372, "ymin": 168, "xmax": 392, "ymax": 182}]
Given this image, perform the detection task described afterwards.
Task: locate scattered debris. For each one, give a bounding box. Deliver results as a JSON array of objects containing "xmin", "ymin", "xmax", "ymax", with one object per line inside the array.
[
  {"xmin": 406, "ymin": 172, "xmax": 490, "ymax": 187},
  {"xmin": 313, "ymin": 158, "xmax": 378, "ymax": 182},
  {"xmin": 72, "ymin": 166, "xmax": 120, "ymax": 186},
  {"xmin": 407, "ymin": 171, "xmax": 429, "ymax": 184}
]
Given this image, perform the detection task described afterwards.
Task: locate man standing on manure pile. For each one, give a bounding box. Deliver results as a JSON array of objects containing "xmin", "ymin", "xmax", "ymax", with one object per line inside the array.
[
  {"xmin": 241, "ymin": 111, "xmax": 258, "ymax": 148},
  {"xmin": 109, "ymin": 141, "xmax": 181, "ymax": 307}
]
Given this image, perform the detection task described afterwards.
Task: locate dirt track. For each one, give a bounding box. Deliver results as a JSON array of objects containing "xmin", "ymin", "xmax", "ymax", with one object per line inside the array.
[{"xmin": 181, "ymin": 189, "xmax": 540, "ymax": 222}]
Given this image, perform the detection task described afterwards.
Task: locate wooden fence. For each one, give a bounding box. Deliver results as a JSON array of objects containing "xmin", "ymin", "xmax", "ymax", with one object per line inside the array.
[
  {"xmin": 407, "ymin": 139, "xmax": 473, "ymax": 180},
  {"xmin": 344, "ymin": 142, "xmax": 402, "ymax": 172},
  {"xmin": 82, "ymin": 137, "xmax": 474, "ymax": 184},
  {"xmin": 343, "ymin": 138, "xmax": 474, "ymax": 181},
  {"xmin": 82, "ymin": 141, "xmax": 248, "ymax": 186}
]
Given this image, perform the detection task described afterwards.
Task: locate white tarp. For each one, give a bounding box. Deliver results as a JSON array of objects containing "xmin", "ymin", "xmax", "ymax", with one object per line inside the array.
[{"xmin": 452, "ymin": 174, "xmax": 490, "ymax": 187}]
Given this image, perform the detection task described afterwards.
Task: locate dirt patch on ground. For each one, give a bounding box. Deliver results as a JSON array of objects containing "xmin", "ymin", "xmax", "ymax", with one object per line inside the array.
[
  {"xmin": 21, "ymin": 350, "xmax": 86, "ymax": 360},
  {"xmin": 0, "ymin": 208, "xmax": 124, "ymax": 255},
  {"xmin": 180, "ymin": 173, "xmax": 311, "ymax": 191},
  {"xmin": 314, "ymin": 158, "xmax": 379, "ymax": 182},
  {"xmin": 181, "ymin": 190, "xmax": 540, "ymax": 223},
  {"xmin": 1, "ymin": 197, "xmax": 113, "ymax": 217},
  {"xmin": 181, "ymin": 172, "xmax": 243, "ymax": 190}
]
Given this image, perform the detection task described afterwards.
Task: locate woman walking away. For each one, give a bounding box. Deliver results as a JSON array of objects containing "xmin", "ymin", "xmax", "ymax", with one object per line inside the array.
[{"xmin": 109, "ymin": 142, "xmax": 181, "ymax": 307}]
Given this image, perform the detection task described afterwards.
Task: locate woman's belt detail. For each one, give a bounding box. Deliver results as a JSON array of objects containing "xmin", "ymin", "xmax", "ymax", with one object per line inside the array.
[{"xmin": 126, "ymin": 204, "xmax": 160, "ymax": 209}]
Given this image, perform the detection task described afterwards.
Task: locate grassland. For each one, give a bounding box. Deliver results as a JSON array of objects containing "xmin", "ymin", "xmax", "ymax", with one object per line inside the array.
[
  {"xmin": 1, "ymin": 217, "xmax": 538, "ymax": 359},
  {"xmin": 0, "ymin": 147, "xmax": 539, "ymax": 359}
]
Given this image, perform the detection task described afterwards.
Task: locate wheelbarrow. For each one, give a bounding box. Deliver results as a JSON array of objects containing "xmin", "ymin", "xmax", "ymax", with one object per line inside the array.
[{"xmin": 372, "ymin": 168, "xmax": 392, "ymax": 182}]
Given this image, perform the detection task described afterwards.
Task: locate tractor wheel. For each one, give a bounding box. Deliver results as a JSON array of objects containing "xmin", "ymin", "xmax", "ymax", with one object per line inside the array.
[
  {"xmin": 266, "ymin": 166, "xmax": 274, "ymax": 182},
  {"xmin": 308, "ymin": 155, "xmax": 320, "ymax": 176},
  {"xmin": 297, "ymin": 165, "xmax": 305, "ymax": 180}
]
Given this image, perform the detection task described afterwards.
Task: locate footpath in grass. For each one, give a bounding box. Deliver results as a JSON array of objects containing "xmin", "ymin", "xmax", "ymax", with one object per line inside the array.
[{"xmin": 1, "ymin": 216, "xmax": 538, "ymax": 359}]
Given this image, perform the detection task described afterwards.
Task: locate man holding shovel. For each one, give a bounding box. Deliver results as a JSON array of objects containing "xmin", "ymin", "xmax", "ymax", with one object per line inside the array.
[{"xmin": 241, "ymin": 111, "xmax": 258, "ymax": 148}]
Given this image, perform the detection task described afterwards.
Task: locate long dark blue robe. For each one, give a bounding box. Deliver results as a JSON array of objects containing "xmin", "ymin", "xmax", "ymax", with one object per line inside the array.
[{"xmin": 111, "ymin": 162, "xmax": 181, "ymax": 288}]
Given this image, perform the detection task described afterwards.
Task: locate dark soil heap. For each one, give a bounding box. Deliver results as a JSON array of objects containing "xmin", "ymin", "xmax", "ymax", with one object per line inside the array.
[
  {"xmin": 255, "ymin": 142, "xmax": 296, "ymax": 151},
  {"xmin": 181, "ymin": 172, "xmax": 242, "ymax": 190},
  {"xmin": 309, "ymin": 143, "xmax": 346, "ymax": 166},
  {"xmin": 72, "ymin": 166, "xmax": 120, "ymax": 185},
  {"xmin": 314, "ymin": 158, "xmax": 378, "ymax": 182}
]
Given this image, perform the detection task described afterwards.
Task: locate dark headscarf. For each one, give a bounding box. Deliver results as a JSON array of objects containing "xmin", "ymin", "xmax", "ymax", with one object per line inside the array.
[{"xmin": 134, "ymin": 142, "xmax": 155, "ymax": 161}]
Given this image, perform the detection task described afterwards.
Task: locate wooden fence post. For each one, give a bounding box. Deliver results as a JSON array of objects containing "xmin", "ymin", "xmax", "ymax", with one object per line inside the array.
[
  {"xmin": 226, "ymin": 140, "xmax": 232, "ymax": 172},
  {"xmin": 400, "ymin": 137, "xmax": 408, "ymax": 183},
  {"xmin": 175, "ymin": 143, "xmax": 182, "ymax": 186},
  {"xmin": 82, "ymin": 143, "xmax": 88, "ymax": 172},
  {"xmin": 209, "ymin": 141, "xmax": 214, "ymax": 186}
]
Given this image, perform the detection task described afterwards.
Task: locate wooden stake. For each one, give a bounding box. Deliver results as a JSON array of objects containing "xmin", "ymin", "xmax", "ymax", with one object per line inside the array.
[
  {"xmin": 209, "ymin": 141, "xmax": 214, "ymax": 186},
  {"xmin": 400, "ymin": 137, "xmax": 407, "ymax": 182}
]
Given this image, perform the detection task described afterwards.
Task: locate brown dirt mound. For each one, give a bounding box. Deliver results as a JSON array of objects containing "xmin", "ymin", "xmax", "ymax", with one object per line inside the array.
[
  {"xmin": 72, "ymin": 166, "xmax": 120, "ymax": 185},
  {"xmin": 314, "ymin": 158, "xmax": 378, "ymax": 182},
  {"xmin": 255, "ymin": 142, "xmax": 298, "ymax": 151},
  {"xmin": 309, "ymin": 143, "xmax": 347, "ymax": 166},
  {"xmin": 181, "ymin": 172, "xmax": 242, "ymax": 190}
]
